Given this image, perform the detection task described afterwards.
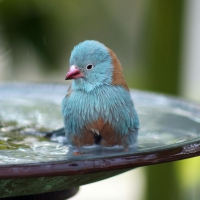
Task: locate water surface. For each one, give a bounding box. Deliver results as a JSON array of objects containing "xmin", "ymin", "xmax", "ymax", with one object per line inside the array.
[{"xmin": 0, "ymin": 83, "xmax": 200, "ymax": 165}]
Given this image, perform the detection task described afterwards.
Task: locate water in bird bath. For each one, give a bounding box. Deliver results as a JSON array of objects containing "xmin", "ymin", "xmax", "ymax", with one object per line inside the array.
[{"xmin": 0, "ymin": 83, "xmax": 200, "ymax": 165}]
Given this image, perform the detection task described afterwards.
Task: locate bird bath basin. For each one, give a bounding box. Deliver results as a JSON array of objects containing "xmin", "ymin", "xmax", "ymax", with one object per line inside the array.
[{"xmin": 1, "ymin": 82, "xmax": 200, "ymax": 199}]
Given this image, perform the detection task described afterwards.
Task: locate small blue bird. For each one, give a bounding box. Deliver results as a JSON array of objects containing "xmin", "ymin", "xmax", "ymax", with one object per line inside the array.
[{"xmin": 62, "ymin": 40, "xmax": 139, "ymax": 153}]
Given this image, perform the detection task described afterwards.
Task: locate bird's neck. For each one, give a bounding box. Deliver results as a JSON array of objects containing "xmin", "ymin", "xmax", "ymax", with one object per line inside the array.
[{"xmin": 71, "ymin": 79, "xmax": 110, "ymax": 93}]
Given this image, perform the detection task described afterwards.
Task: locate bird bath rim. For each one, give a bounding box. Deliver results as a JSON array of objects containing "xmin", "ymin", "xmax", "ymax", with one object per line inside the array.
[
  {"xmin": 0, "ymin": 82, "xmax": 200, "ymax": 179},
  {"xmin": 0, "ymin": 137, "xmax": 199, "ymax": 179}
]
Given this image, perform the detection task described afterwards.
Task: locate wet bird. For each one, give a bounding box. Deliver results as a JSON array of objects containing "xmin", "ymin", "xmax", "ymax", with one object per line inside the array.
[{"xmin": 62, "ymin": 40, "xmax": 139, "ymax": 153}]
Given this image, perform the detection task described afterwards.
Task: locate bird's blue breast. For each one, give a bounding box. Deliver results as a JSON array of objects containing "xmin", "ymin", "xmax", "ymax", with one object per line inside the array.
[{"xmin": 62, "ymin": 85, "xmax": 139, "ymax": 137}]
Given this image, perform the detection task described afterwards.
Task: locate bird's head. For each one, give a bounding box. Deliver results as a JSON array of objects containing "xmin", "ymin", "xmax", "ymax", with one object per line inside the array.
[{"xmin": 65, "ymin": 40, "xmax": 128, "ymax": 92}]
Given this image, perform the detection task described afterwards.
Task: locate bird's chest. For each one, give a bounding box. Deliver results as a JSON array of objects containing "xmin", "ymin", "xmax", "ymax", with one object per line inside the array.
[
  {"xmin": 65, "ymin": 91, "xmax": 110, "ymax": 122},
  {"xmin": 62, "ymin": 87, "xmax": 132, "ymax": 136}
]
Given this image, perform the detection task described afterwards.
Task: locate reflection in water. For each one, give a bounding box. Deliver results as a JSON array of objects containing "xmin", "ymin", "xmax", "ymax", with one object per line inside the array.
[{"xmin": 0, "ymin": 83, "xmax": 200, "ymax": 165}]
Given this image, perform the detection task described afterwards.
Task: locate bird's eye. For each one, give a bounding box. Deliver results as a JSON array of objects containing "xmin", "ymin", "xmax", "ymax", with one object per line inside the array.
[{"xmin": 86, "ymin": 64, "xmax": 94, "ymax": 70}]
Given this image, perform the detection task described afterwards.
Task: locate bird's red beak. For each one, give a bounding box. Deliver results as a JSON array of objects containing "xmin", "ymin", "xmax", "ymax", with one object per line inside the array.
[{"xmin": 65, "ymin": 65, "xmax": 84, "ymax": 80}]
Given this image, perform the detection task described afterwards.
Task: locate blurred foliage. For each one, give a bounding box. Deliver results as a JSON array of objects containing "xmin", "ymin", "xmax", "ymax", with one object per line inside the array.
[
  {"xmin": 0, "ymin": 0, "xmax": 70, "ymax": 70},
  {"xmin": 0, "ymin": 0, "xmax": 146, "ymax": 75},
  {"xmin": 145, "ymin": 0, "xmax": 185, "ymax": 95}
]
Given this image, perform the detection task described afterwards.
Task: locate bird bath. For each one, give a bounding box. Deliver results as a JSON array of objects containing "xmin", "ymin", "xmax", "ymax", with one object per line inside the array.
[{"xmin": 1, "ymin": 82, "xmax": 200, "ymax": 199}]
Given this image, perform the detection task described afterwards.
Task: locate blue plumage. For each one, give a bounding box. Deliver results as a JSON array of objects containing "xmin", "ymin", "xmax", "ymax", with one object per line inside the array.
[
  {"xmin": 62, "ymin": 40, "xmax": 139, "ymax": 151},
  {"xmin": 70, "ymin": 40, "xmax": 113, "ymax": 92}
]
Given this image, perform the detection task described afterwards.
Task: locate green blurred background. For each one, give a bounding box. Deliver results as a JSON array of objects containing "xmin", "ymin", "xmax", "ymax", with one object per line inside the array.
[{"xmin": 0, "ymin": 0, "xmax": 200, "ymax": 200}]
